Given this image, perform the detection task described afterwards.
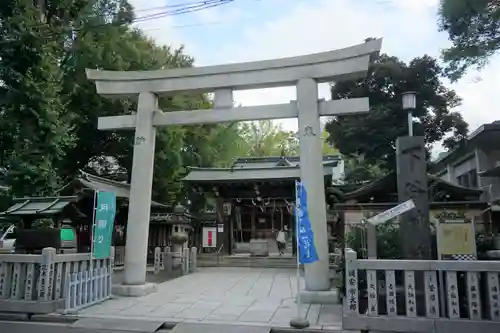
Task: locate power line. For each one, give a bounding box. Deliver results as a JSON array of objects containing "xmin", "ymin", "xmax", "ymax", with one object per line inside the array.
[
  {"xmin": 133, "ymin": 0, "xmax": 231, "ymax": 12},
  {"xmin": 134, "ymin": 0, "xmax": 234, "ymax": 23},
  {"xmin": 138, "ymin": 17, "xmax": 256, "ymax": 31},
  {"xmin": 0, "ymin": 0, "xmax": 236, "ymax": 41}
]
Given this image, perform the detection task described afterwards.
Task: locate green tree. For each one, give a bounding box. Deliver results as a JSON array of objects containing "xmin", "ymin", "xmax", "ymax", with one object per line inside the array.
[
  {"xmin": 325, "ymin": 54, "xmax": 468, "ymax": 172},
  {"xmin": 321, "ymin": 130, "xmax": 339, "ymax": 155},
  {"xmin": 50, "ymin": 1, "xmax": 192, "ymax": 206},
  {"xmin": 236, "ymin": 120, "xmax": 299, "ymax": 157},
  {"xmin": 0, "ymin": 0, "xmax": 78, "ymax": 196},
  {"xmin": 342, "ymin": 155, "xmax": 385, "ymax": 184},
  {"xmin": 438, "ymin": 0, "xmax": 500, "ymax": 80},
  {"xmin": 0, "ymin": 0, "xmax": 238, "ymax": 206}
]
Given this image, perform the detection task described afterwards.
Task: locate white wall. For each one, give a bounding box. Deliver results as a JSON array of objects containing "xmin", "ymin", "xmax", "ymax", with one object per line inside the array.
[
  {"xmin": 477, "ymin": 149, "xmax": 500, "ymax": 202},
  {"xmin": 331, "ymin": 159, "xmax": 345, "ymax": 184},
  {"xmin": 453, "ymin": 155, "xmax": 476, "ymax": 178}
]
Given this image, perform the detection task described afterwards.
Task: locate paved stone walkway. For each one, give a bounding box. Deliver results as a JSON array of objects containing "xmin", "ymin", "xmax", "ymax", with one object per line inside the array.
[{"xmin": 76, "ymin": 267, "xmax": 343, "ymax": 330}]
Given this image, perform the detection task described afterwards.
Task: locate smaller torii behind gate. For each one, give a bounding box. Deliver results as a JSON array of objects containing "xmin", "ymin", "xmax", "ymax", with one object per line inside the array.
[{"xmin": 86, "ymin": 38, "xmax": 382, "ymax": 296}]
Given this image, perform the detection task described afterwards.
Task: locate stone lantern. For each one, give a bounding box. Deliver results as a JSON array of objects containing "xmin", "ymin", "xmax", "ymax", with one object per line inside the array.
[{"xmin": 170, "ymin": 203, "xmax": 190, "ymax": 267}]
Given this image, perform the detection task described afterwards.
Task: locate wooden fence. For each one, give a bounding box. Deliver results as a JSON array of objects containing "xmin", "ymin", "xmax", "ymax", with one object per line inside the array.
[
  {"xmin": 0, "ymin": 247, "xmax": 113, "ymax": 314},
  {"xmin": 343, "ymin": 248, "xmax": 500, "ymax": 333}
]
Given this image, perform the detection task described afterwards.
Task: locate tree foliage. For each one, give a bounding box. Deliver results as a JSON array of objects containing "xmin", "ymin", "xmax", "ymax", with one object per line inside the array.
[
  {"xmin": 235, "ymin": 120, "xmax": 299, "ymax": 157},
  {"xmin": 342, "ymin": 155, "xmax": 385, "ymax": 184},
  {"xmin": 0, "ymin": 0, "xmax": 243, "ymax": 206},
  {"xmin": 229, "ymin": 120, "xmax": 338, "ymax": 158},
  {"xmin": 0, "ymin": 0, "xmax": 78, "ymax": 196},
  {"xmin": 325, "ymin": 54, "xmax": 468, "ymax": 171},
  {"xmin": 438, "ymin": 0, "xmax": 500, "ymax": 81}
]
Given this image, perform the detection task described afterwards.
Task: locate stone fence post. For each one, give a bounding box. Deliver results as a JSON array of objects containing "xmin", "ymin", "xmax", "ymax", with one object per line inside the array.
[
  {"xmin": 110, "ymin": 246, "xmax": 115, "ymax": 270},
  {"xmin": 190, "ymin": 247, "xmax": 197, "ymax": 273},
  {"xmin": 154, "ymin": 247, "xmax": 161, "ymax": 274},
  {"xmin": 164, "ymin": 247, "xmax": 172, "ymax": 273},
  {"xmin": 38, "ymin": 247, "xmax": 56, "ymax": 301},
  {"xmin": 182, "ymin": 248, "xmax": 190, "ymax": 275}
]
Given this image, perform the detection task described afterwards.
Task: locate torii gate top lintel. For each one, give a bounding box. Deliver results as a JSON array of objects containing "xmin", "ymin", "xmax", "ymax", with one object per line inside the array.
[{"xmin": 86, "ymin": 39, "xmax": 382, "ymax": 96}]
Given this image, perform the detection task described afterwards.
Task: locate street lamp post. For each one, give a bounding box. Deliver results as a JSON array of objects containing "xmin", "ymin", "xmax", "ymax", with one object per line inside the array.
[{"xmin": 402, "ymin": 91, "xmax": 416, "ymax": 137}]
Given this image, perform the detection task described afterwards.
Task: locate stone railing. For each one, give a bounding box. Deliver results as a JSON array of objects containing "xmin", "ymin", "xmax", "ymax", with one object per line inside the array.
[
  {"xmin": 0, "ymin": 247, "xmax": 113, "ymax": 314},
  {"xmin": 343, "ymin": 248, "xmax": 500, "ymax": 333},
  {"xmin": 114, "ymin": 246, "xmax": 125, "ymax": 267}
]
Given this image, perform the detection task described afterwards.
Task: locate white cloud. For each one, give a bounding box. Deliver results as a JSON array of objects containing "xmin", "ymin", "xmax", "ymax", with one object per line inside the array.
[
  {"xmin": 395, "ymin": 0, "xmax": 439, "ymax": 12},
  {"xmin": 131, "ymin": 0, "xmax": 500, "ymax": 137},
  {"xmin": 208, "ymin": 0, "xmax": 443, "ymax": 130},
  {"xmin": 450, "ymin": 56, "xmax": 500, "ymax": 130}
]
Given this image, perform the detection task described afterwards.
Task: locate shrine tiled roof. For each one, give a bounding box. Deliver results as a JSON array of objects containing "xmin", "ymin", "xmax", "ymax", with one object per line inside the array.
[
  {"xmin": 182, "ymin": 155, "xmax": 340, "ymax": 182},
  {"xmin": 58, "ymin": 170, "xmax": 168, "ymax": 207},
  {"xmin": 0, "ymin": 196, "xmax": 79, "ymax": 216},
  {"xmin": 343, "ymin": 171, "xmax": 483, "ymax": 202}
]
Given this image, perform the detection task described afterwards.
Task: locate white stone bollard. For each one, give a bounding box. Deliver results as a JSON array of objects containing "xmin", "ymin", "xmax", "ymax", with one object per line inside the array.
[
  {"xmin": 110, "ymin": 246, "xmax": 115, "ymax": 270},
  {"xmin": 154, "ymin": 247, "xmax": 162, "ymax": 274},
  {"xmin": 160, "ymin": 251, "xmax": 165, "ymax": 270},
  {"xmin": 190, "ymin": 247, "xmax": 197, "ymax": 273},
  {"xmin": 182, "ymin": 248, "xmax": 190, "ymax": 275},
  {"xmin": 165, "ymin": 252, "xmax": 173, "ymax": 273}
]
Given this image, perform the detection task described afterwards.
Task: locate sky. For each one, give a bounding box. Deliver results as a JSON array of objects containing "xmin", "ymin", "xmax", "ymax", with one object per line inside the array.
[{"xmin": 128, "ymin": 0, "xmax": 500, "ymax": 146}]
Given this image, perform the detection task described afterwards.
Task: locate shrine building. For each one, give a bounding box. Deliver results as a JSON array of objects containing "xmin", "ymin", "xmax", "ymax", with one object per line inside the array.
[{"xmin": 182, "ymin": 155, "xmax": 343, "ymax": 255}]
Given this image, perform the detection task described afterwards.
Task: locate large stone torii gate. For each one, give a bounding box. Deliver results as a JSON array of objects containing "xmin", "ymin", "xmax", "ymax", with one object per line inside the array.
[{"xmin": 86, "ymin": 38, "xmax": 382, "ymax": 296}]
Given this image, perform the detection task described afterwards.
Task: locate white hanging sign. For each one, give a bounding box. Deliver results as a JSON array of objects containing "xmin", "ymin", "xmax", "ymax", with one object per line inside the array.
[{"xmin": 367, "ymin": 199, "xmax": 415, "ymax": 226}]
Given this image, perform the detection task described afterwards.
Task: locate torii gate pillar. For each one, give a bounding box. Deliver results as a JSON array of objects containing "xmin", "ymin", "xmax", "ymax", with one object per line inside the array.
[
  {"xmin": 121, "ymin": 92, "xmax": 157, "ymax": 288},
  {"xmin": 87, "ymin": 39, "xmax": 382, "ymax": 297}
]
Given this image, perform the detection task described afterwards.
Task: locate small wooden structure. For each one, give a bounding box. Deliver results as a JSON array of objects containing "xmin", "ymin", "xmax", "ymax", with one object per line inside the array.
[
  {"xmin": 0, "ymin": 171, "xmax": 184, "ymax": 263},
  {"xmin": 0, "ymin": 196, "xmax": 85, "ymax": 228},
  {"xmin": 333, "ymin": 172, "xmax": 487, "ymax": 259}
]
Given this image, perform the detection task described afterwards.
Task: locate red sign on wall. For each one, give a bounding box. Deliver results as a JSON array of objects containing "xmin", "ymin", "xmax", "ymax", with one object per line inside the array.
[
  {"xmin": 207, "ymin": 231, "xmax": 213, "ymax": 247},
  {"xmin": 203, "ymin": 227, "xmax": 216, "ymax": 248}
]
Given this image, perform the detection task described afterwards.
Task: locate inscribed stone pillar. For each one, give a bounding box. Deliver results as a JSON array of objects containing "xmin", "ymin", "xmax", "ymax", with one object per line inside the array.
[
  {"xmin": 123, "ymin": 92, "xmax": 158, "ymax": 285},
  {"xmin": 296, "ymin": 78, "xmax": 330, "ymax": 291},
  {"xmin": 396, "ymin": 136, "xmax": 432, "ymax": 259}
]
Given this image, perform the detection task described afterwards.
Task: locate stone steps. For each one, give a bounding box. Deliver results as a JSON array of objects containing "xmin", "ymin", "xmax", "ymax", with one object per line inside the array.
[{"xmin": 197, "ymin": 254, "xmax": 297, "ymax": 269}]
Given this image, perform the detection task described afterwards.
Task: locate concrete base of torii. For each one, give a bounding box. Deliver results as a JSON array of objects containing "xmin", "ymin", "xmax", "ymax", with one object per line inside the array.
[
  {"xmin": 298, "ymin": 288, "xmax": 340, "ymax": 304},
  {"xmin": 112, "ymin": 283, "xmax": 157, "ymax": 297}
]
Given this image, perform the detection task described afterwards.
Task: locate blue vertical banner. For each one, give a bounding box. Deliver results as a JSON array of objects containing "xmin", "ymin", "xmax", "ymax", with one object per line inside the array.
[
  {"xmin": 295, "ymin": 181, "xmax": 319, "ymax": 264},
  {"xmin": 93, "ymin": 191, "xmax": 117, "ymax": 259}
]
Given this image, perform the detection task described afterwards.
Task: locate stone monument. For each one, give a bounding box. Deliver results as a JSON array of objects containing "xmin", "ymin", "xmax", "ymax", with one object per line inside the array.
[{"xmin": 396, "ymin": 136, "xmax": 432, "ymax": 259}]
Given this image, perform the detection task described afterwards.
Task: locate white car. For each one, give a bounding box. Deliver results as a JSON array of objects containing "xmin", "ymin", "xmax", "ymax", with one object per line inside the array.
[{"xmin": 0, "ymin": 224, "xmax": 15, "ymax": 253}]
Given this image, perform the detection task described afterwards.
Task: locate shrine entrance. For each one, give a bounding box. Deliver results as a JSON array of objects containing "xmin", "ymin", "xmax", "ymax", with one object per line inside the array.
[
  {"xmin": 183, "ymin": 155, "xmax": 340, "ymax": 256},
  {"xmin": 86, "ymin": 39, "xmax": 381, "ymax": 294}
]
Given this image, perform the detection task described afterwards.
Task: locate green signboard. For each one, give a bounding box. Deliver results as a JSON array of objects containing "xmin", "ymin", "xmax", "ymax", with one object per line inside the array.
[
  {"xmin": 60, "ymin": 228, "xmax": 75, "ymax": 241},
  {"xmin": 92, "ymin": 191, "xmax": 116, "ymax": 259}
]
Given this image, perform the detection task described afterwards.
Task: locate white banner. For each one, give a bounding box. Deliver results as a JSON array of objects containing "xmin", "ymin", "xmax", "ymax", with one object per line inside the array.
[{"xmin": 367, "ymin": 199, "xmax": 415, "ymax": 225}]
